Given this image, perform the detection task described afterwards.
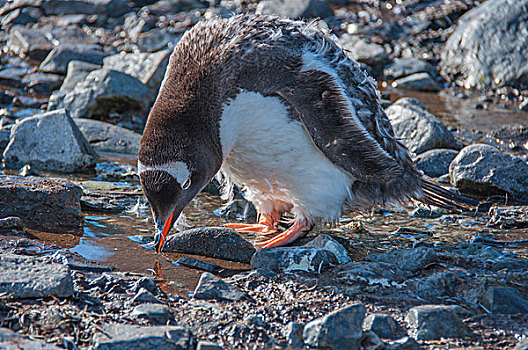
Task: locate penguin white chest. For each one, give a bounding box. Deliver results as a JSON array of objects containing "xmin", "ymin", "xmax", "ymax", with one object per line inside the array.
[{"xmin": 218, "ymin": 90, "xmax": 353, "ymax": 222}]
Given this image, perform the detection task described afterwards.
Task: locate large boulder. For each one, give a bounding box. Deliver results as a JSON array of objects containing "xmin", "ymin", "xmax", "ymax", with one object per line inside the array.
[
  {"xmin": 75, "ymin": 118, "xmax": 141, "ymax": 155},
  {"xmin": 3, "ymin": 109, "xmax": 96, "ymax": 172},
  {"xmin": 449, "ymin": 144, "xmax": 528, "ymax": 203},
  {"xmin": 0, "ymin": 175, "xmax": 83, "ymax": 233},
  {"xmin": 441, "ymin": 0, "xmax": 528, "ymax": 89},
  {"xmin": 385, "ymin": 98, "xmax": 461, "ymax": 154}
]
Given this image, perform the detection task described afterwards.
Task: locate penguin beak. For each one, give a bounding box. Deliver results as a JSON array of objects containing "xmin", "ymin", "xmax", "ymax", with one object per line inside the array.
[{"xmin": 156, "ymin": 211, "xmax": 177, "ymax": 253}]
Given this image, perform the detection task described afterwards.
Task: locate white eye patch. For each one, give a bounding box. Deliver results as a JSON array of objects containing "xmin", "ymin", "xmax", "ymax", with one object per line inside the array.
[{"xmin": 138, "ymin": 160, "xmax": 191, "ymax": 188}]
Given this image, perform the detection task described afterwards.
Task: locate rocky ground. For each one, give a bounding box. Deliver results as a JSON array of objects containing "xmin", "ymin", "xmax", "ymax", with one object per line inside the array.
[{"xmin": 0, "ymin": 0, "xmax": 528, "ymax": 349}]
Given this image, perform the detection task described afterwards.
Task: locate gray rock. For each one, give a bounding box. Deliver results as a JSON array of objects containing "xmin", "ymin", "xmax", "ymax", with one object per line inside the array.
[
  {"xmin": 132, "ymin": 277, "xmax": 158, "ymax": 294},
  {"xmin": 339, "ymin": 34, "xmax": 389, "ymax": 68},
  {"xmin": 0, "ymin": 175, "xmax": 83, "ymax": 233},
  {"xmin": 366, "ymin": 247, "xmax": 437, "ymax": 273},
  {"xmin": 7, "ymin": 26, "xmax": 54, "ymax": 61},
  {"xmin": 391, "ymin": 73, "xmax": 440, "ymax": 92},
  {"xmin": 175, "ymin": 257, "xmax": 222, "ymax": 274},
  {"xmin": 41, "ymin": 0, "xmax": 130, "ymax": 17},
  {"xmin": 3, "ymin": 109, "xmax": 96, "ymax": 172},
  {"xmin": 516, "ymin": 338, "xmax": 528, "ymax": 350},
  {"xmin": 0, "ymin": 216, "xmax": 23, "ymax": 231},
  {"xmin": 405, "ymin": 272, "xmax": 463, "ymax": 300},
  {"xmin": 95, "ymin": 162, "xmax": 138, "ymax": 182},
  {"xmin": 131, "ymin": 288, "xmax": 162, "ymax": 305},
  {"xmin": 48, "ymin": 69, "xmax": 149, "ymax": 129},
  {"xmin": 385, "ymin": 337, "xmax": 421, "ymax": 350},
  {"xmin": 1, "ymin": 7, "xmax": 40, "ymax": 26},
  {"xmin": 192, "ymin": 272, "xmax": 244, "ymax": 302},
  {"xmin": 480, "ymin": 286, "xmax": 528, "ymax": 314},
  {"xmin": 0, "ymin": 327, "xmax": 62, "ymax": 349},
  {"xmin": 0, "ymin": 128, "xmax": 10, "ymax": 154},
  {"xmin": 214, "ymin": 198, "xmax": 257, "ymax": 222},
  {"xmin": 93, "ymin": 324, "xmax": 194, "ymax": 350},
  {"xmin": 0, "ymin": 66, "xmax": 28, "ymax": 88},
  {"xmin": 102, "ymin": 50, "xmax": 170, "ymax": 102},
  {"xmin": 303, "ymin": 304, "xmax": 366, "ymax": 350},
  {"xmin": 50, "ymin": 250, "xmax": 113, "ymax": 272},
  {"xmin": 441, "ymin": 0, "xmax": 528, "ymax": 89},
  {"xmin": 361, "ymin": 330, "xmax": 384, "ymax": 350},
  {"xmin": 22, "ymin": 72, "xmax": 63, "ymax": 95},
  {"xmin": 384, "ymin": 58, "xmax": 434, "ymax": 80},
  {"xmin": 449, "ymin": 144, "xmax": 528, "ymax": 203},
  {"xmin": 337, "ymin": 261, "xmax": 410, "ymax": 284},
  {"xmin": 75, "ymin": 117, "xmax": 141, "ymax": 155},
  {"xmin": 39, "ymin": 44, "xmax": 107, "ymax": 75},
  {"xmin": 284, "ymin": 321, "xmax": 304, "ymax": 348},
  {"xmin": 164, "ymin": 227, "xmax": 256, "ymax": 263},
  {"xmin": 135, "ymin": 28, "xmax": 182, "ymax": 53},
  {"xmin": 363, "ymin": 314, "xmax": 403, "ymax": 340},
  {"xmin": 130, "ymin": 303, "xmax": 173, "ymax": 325},
  {"xmin": 386, "ymin": 98, "xmax": 462, "ymax": 154},
  {"xmin": 59, "ymin": 60, "xmax": 101, "ymax": 92},
  {"xmin": 256, "ymin": 0, "xmax": 333, "ymax": 19},
  {"xmin": 0, "ymin": 254, "xmax": 73, "ymax": 298},
  {"xmin": 406, "ymin": 305, "xmax": 470, "ymax": 340},
  {"xmin": 414, "ymin": 148, "xmax": 459, "ymax": 178},
  {"xmin": 251, "ymin": 247, "xmax": 338, "ymax": 273},
  {"xmin": 142, "ymin": 0, "xmax": 206, "ymax": 16},
  {"xmin": 197, "ymin": 342, "xmax": 223, "ymax": 350},
  {"xmin": 408, "ymin": 207, "xmax": 442, "ymax": 219},
  {"xmin": 304, "ymin": 234, "xmax": 351, "ymax": 264}
]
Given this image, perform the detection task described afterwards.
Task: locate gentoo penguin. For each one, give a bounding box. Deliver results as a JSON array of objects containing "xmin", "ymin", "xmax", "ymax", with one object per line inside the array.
[{"xmin": 138, "ymin": 14, "xmax": 477, "ymax": 253}]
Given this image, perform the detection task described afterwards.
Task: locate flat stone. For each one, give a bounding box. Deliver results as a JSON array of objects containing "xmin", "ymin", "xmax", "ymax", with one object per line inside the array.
[
  {"xmin": 135, "ymin": 28, "xmax": 182, "ymax": 53},
  {"xmin": 304, "ymin": 304, "xmax": 366, "ymax": 350},
  {"xmin": 197, "ymin": 342, "xmax": 223, "ymax": 350},
  {"xmin": 0, "ymin": 66, "xmax": 28, "ymax": 88},
  {"xmin": 75, "ymin": 118, "xmax": 141, "ymax": 155},
  {"xmin": 363, "ymin": 314, "xmax": 404, "ymax": 340},
  {"xmin": 192, "ymin": 272, "xmax": 244, "ymax": 302},
  {"xmin": 1, "ymin": 7, "xmax": 40, "ymax": 26},
  {"xmin": 0, "ymin": 175, "xmax": 83, "ymax": 233},
  {"xmin": 93, "ymin": 324, "xmax": 194, "ymax": 350},
  {"xmin": 385, "ymin": 337, "xmax": 421, "ymax": 350},
  {"xmin": 414, "ymin": 148, "xmax": 459, "ymax": 178},
  {"xmin": 164, "ymin": 227, "xmax": 256, "ymax": 263},
  {"xmin": 41, "ymin": 0, "xmax": 131, "ymax": 17},
  {"xmin": 441, "ymin": 0, "xmax": 528, "ymax": 89},
  {"xmin": 175, "ymin": 257, "xmax": 222, "ymax": 274},
  {"xmin": 406, "ymin": 305, "xmax": 471, "ymax": 340},
  {"xmin": 50, "ymin": 250, "xmax": 113, "ymax": 272},
  {"xmin": 391, "ymin": 72, "xmax": 440, "ymax": 92},
  {"xmin": 304, "ymin": 234, "xmax": 351, "ymax": 264},
  {"xmin": 449, "ymin": 144, "xmax": 528, "ymax": 203},
  {"xmin": 284, "ymin": 321, "xmax": 304, "ymax": 348},
  {"xmin": 337, "ymin": 261, "xmax": 410, "ymax": 285},
  {"xmin": 251, "ymin": 247, "xmax": 338, "ymax": 273},
  {"xmin": 0, "ymin": 327, "xmax": 62, "ymax": 349},
  {"xmin": 384, "ymin": 58, "xmax": 434, "ymax": 80},
  {"xmin": 339, "ymin": 34, "xmax": 389, "ymax": 68},
  {"xmin": 406, "ymin": 272, "xmax": 465, "ymax": 300},
  {"xmin": 130, "ymin": 303, "xmax": 173, "ymax": 325},
  {"xmin": 131, "ymin": 288, "xmax": 162, "ymax": 304},
  {"xmin": 39, "ymin": 43, "xmax": 107, "ymax": 74},
  {"xmin": 480, "ymin": 286, "xmax": 528, "ymax": 314},
  {"xmin": 102, "ymin": 50, "xmax": 170, "ymax": 102},
  {"xmin": 0, "ymin": 216, "xmax": 23, "ymax": 231},
  {"xmin": 0, "ymin": 254, "xmax": 73, "ymax": 298},
  {"xmin": 366, "ymin": 247, "xmax": 438, "ymax": 273},
  {"xmin": 7, "ymin": 26, "xmax": 54, "ymax": 61},
  {"xmin": 256, "ymin": 0, "xmax": 333, "ymax": 19},
  {"xmin": 3, "ymin": 109, "xmax": 96, "ymax": 172},
  {"xmin": 22, "ymin": 72, "xmax": 63, "ymax": 95},
  {"xmin": 386, "ymin": 98, "xmax": 462, "ymax": 154},
  {"xmin": 59, "ymin": 60, "xmax": 101, "ymax": 92}
]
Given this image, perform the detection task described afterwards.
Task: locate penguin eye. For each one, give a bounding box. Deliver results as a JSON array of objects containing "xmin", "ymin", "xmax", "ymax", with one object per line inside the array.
[{"xmin": 182, "ymin": 178, "xmax": 191, "ymax": 190}]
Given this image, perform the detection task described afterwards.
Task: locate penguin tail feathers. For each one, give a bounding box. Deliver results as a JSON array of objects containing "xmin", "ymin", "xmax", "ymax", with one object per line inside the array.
[{"xmin": 419, "ymin": 178, "xmax": 479, "ymax": 211}]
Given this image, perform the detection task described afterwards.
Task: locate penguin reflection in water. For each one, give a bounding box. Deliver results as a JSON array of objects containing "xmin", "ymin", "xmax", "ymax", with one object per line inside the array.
[{"xmin": 138, "ymin": 14, "xmax": 477, "ymax": 253}]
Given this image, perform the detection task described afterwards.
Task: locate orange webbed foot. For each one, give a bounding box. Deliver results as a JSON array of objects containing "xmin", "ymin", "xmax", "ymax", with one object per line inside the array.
[
  {"xmin": 257, "ymin": 221, "xmax": 310, "ymax": 248},
  {"xmin": 224, "ymin": 210, "xmax": 281, "ymax": 235}
]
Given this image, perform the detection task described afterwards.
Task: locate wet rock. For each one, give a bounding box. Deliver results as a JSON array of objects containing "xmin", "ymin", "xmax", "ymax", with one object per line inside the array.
[
  {"xmin": 339, "ymin": 34, "xmax": 389, "ymax": 68},
  {"xmin": 366, "ymin": 247, "xmax": 437, "ymax": 273},
  {"xmin": 192, "ymin": 272, "xmax": 244, "ymax": 302},
  {"xmin": 363, "ymin": 314, "xmax": 404, "ymax": 340},
  {"xmin": 0, "ymin": 327, "xmax": 62, "ymax": 349},
  {"xmin": 304, "ymin": 234, "xmax": 352, "ymax": 264},
  {"xmin": 384, "ymin": 58, "xmax": 434, "ymax": 80},
  {"xmin": 304, "ymin": 304, "xmax": 366, "ymax": 350},
  {"xmin": 449, "ymin": 144, "xmax": 528, "ymax": 203},
  {"xmin": 102, "ymin": 50, "xmax": 170, "ymax": 102},
  {"xmin": 0, "ymin": 175, "xmax": 83, "ymax": 233},
  {"xmin": 251, "ymin": 247, "xmax": 338, "ymax": 273},
  {"xmin": 256, "ymin": 0, "xmax": 333, "ymax": 19},
  {"xmin": 22, "ymin": 72, "xmax": 63, "ymax": 95},
  {"xmin": 0, "ymin": 216, "xmax": 23, "ymax": 232},
  {"xmin": 386, "ymin": 98, "xmax": 462, "ymax": 154},
  {"xmin": 480, "ymin": 286, "xmax": 528, "ymax": 314},
  {"xmin": 75, "ymin": 118, "xmax": 141, "ymax": 155},
  {"xmin": 441, "ymin": 0, "xmax": 528, "ymax": 89},
  {"xmin": 385, "ymin": 337, "xmax": 421, "ymax": 350},
  {"xmin": 130, "ymin": 303, "xmax": 173, "ymax": 325},
  {"xmin": 175, "ymin": 257, "xmax": 223, "ymax": 274},
  {"xmin": 197, "ymin": 342, "xmax": 223, "ymax": 350},
  {"xmin": 39, "ymin": 43, "xmax": 107, "ymax": 75},
  {"xmin": 164, "ymin": 227, "xmax": 256, "ymax": 263},
  {"xmin": 95, "ymin": 162, "xmax": 138, "ymax": 181},
  {"xmin": 93, "ymin": 324, "xmax": 194, "ymax": 350},
  {"xmin": 50, "ymin": 250, "xmax": 113, "ymax": 272},
  {"xmin": 406, "ymin": 305, "xmax": 470, "ymax": 340},
  {"xmin": 48, "ymin": 69, "xmax": 149, "ymax": 130},
  {"xmin": 131, "ymin": 287, "xmax": 162, "ymax": 304},
  {"xmin": 7, "ymin": 26, "xmax": 54, "ymax": 61},
  {"xmin": 284, "ymin": 321, "xmax": 304, "ymax": 348},
  {"xmin": 414, "ymin": 148, "xmax": 459, "ymax": 178},
  {"xmin": 3, "ymin": 109, "xmax": 96, "ymax": 172},
  {"xmin": 338, "ymin": 261, "xmax": 410, "ymax": 284},
  {"xmin": 41, "ymin": 0, "xmax": 131, "ymax": 17},
  {"xmin": 0, "ymin": 254, "xmax": 73, "ymax": 298},
  {"xmin": 391, "ymin": 73, "xmax": 440, "ymax": 92}
]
